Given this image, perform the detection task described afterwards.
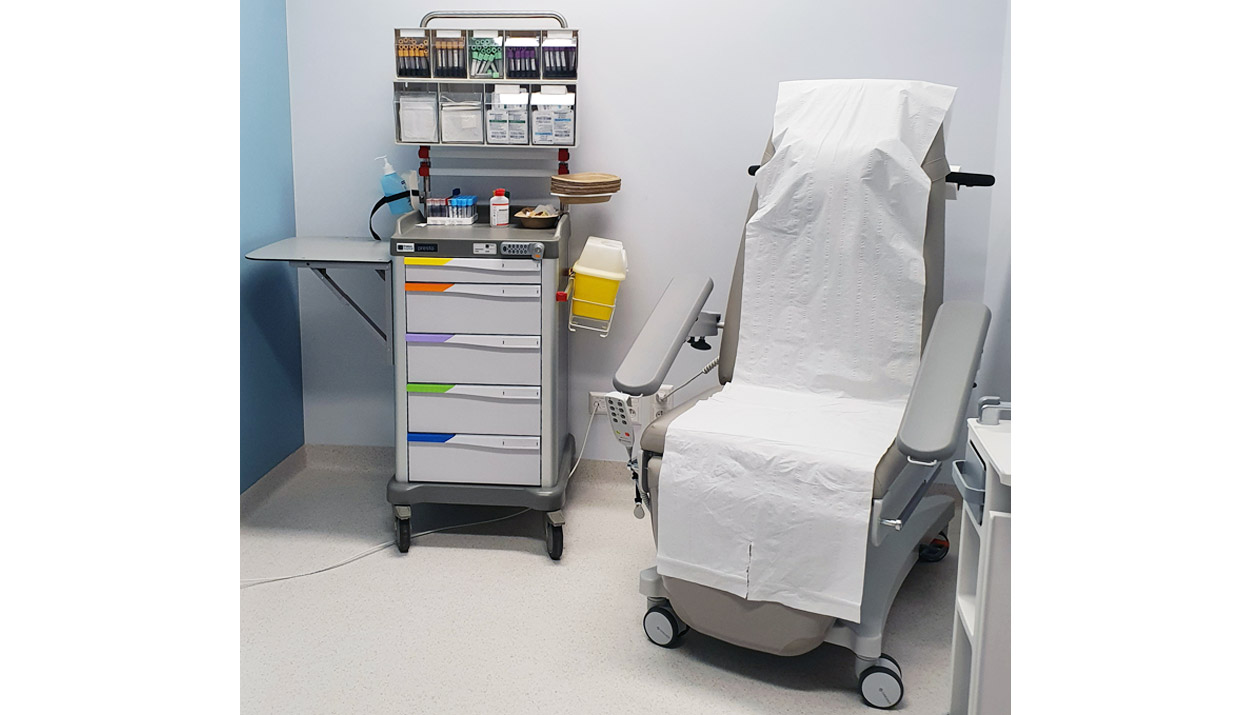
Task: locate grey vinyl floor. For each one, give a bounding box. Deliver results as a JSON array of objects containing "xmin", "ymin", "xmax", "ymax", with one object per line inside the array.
[{"xmin": 241, "ymin": 446, "xmax": 959, "ymax": 714}]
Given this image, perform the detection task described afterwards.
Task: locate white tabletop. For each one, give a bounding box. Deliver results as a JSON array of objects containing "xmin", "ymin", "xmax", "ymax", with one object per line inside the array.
[
  {"xmin": 245, "ymin": 236, "xmax": 391, "ymax": 264},
  {"xmin": 968, "ymin": 418, "xmax": 1011, "ymax": 485}
]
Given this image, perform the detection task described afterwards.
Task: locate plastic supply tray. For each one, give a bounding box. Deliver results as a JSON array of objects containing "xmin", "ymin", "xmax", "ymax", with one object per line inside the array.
[{"xmin": 952, "ymin": 458, "xmax": 987, "ymax": 523}]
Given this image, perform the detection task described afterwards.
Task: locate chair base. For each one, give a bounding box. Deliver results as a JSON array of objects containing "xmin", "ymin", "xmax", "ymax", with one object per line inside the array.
[{"xmin": 638, "ymin": 495, "xmax": 956, "ymax": 705}]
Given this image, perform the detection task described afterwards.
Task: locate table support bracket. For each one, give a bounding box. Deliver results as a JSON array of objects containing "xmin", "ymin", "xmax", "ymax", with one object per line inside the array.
[{"xmin": 312, "ymin": 268, "xmax": 388, "ymax": 344}]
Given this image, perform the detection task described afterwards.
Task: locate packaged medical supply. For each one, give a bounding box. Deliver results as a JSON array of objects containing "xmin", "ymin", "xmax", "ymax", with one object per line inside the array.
[
  {"xmin": 487, "ymin": 85, "xmax": 528, "ymax": 145},
  {"xmin": 531, "ymin": 86, "xmax": 575, "ymax": 146},
  {"xmin": 398, "ymin": 91, "xmax": 439, "ymax": 143},
  {"xmin": 486, "ymin": 104, "xmax": 509, "ymax": 144},
  {"xmin": 377, "ymin": 156, "xmax": 413, "ymax": 215},
  {"xmin": 440, "ymin": 89, "xmax": 485, "ymax": 144},
  {"xmin": 490, "ymin": 189, "xmax": 510, "ymax": 227}
]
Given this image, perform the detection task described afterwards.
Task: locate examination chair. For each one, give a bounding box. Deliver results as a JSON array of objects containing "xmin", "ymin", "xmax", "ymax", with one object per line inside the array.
[{"xmin": 612, "ymin": 128, "xmax": 990, "ymax": 709}]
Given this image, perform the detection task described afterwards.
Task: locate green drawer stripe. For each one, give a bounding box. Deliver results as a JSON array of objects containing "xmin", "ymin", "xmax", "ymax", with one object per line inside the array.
[{"xmin": 406, "ymin": 383, "xmax": 454, "ymax": 393}]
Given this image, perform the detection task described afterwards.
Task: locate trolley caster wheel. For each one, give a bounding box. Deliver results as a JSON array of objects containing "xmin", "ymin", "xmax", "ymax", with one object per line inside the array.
[
  {"xmin": 918, "ymin": 530, "xmax": 949, "ymax": 562},
  {"xmin": 394, "ymin": 517, "xmax": 411, "ymax": 554},
  {"xmin": 859, "ymin": 661, "xmax": 904, "ymax": 709},
  {"xmin": 544, "ymin": 521, "xmax": 563, "ymax": 561},
  {"xmin": 643, "ymin": 606, "xmax": 685, "ymax": 648}
]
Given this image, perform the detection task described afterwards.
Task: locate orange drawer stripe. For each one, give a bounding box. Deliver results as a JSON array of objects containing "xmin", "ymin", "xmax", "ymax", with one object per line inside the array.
[{"xmin": 405, "ymin": 283, "xmax": 453, "ymax": 292}]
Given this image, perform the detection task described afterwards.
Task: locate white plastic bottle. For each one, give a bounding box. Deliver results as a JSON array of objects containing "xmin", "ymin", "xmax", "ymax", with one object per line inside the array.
[{"xmin": 490, "ymin": 189, "xmax": 510, "ymax": 227}]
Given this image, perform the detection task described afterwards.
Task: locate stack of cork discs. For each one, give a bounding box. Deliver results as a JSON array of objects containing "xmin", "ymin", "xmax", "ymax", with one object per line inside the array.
[{"xmin": 551, "ymin": 172, "xmax": 621, "ymax": 204}]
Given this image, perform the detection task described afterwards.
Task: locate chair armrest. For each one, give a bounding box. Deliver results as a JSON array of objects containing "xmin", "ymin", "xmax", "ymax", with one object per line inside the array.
[
  {"xmin": 896, "ymin": 301, "xmax": 991, "ymax": 462},
  {"xmin": 613, "ymin": 275, "xmax": 714, "ymax": 396}
]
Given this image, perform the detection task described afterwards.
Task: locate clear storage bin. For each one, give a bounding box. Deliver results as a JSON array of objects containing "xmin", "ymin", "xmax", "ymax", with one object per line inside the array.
[
  {"xmin": 468, "ymin": 31, "xmax": 503, "ymax": 79},
  {"xmin": 396, "ymin": 86, "xmax": 439, "ymax": 143},
  {"xmin": 531, "ymin": 86, "xmax": 575, "ymax": 146},
  {"xmin": 486, "ymin": 85, "xmax": 530, "ymax": 145},
  {"xmin": 504, "ymin": 32, "xmax": 541, "ymax": 80},
  {"xmin": 432, "ymin": 30, "xmax": 467, "ymax": 78},
  {"xmin": 395, "ymin": 30, "xmax": 430, "ymax": 78},
  {"xmin": 439, "ymin": 87, "xmax": 484, "ymax": 144},
  {"xmin": 541, "ymin": 30, "xmax": 578, "ymax": 79}
]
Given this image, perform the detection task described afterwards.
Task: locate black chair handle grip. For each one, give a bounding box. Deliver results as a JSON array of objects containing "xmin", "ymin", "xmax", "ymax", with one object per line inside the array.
[{"xmin": 946, "ymin": 171, "xmax": 995, "ymax": 188}]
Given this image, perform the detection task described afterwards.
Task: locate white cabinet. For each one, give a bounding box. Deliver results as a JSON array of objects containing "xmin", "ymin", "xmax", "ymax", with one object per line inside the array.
[
  {"xmin": 393, "ymin": 228, "xmax": 567, "ymax": 490},
  {"xmin": 950, "ymin": 412, "xmax": 1011, "ymax": 715}
]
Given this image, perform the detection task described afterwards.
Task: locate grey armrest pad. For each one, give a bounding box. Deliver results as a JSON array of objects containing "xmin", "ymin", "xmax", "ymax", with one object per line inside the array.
[
  {"xmin": 897, "ymin": 301, "xmax": 991, "ymax": 461},
  {"xmin": 613, "ymin": 275, "xmax": 714, "ymax": 396}
]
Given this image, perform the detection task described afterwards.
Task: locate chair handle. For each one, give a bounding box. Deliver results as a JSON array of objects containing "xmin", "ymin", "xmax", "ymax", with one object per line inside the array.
[{"xmin": 748, "ymin": 164, "xmax": 996, "ymax": 188}]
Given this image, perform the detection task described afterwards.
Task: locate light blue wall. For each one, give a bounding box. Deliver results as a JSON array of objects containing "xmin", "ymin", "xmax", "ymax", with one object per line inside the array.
[{"xmin": 240, "ymin": 0, "xmax": 303, "ymax": 492}]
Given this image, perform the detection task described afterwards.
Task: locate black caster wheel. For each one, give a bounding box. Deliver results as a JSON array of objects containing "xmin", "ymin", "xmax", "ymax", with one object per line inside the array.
[
  {"xmin": 859, "ymin": 663, "xmax": 904, "ymax": 709},
  {"xmin": 545, "ymin": 520, "xmax": 563, "ymax": 561},
  {"xmin": 918, "ymin": 530, "xmax": 949, "ymax": 562},
  {"xmin": 643, "ymin": 606, "xmax": 683, "ymax": 648},
  {"xmin": 876, "ymin": 653, "xmax": 901, "ymax": 678},
  {"xmin": 394, "ymin": 517, "xmax": 411, "ymax": 553}
]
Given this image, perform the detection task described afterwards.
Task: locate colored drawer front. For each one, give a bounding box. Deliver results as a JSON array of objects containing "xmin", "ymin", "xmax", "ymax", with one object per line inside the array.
[
  {"xmin": 407, "ymin": 384, "xmax": 541, "ymax": 435},
  {"xmin": 406, "ymin": 283, "xmax": 541, "ymax": 334},
  {"xmin": 404, "ymin": 257, "xmax": 541, "ymax": 284},
  {"xmin": 406, "ymin": 334, "xmax": 541, "ymax": 385},
  {"xmin": 407, "ymin": 434, "xmax": 541, "ymax": 486}
]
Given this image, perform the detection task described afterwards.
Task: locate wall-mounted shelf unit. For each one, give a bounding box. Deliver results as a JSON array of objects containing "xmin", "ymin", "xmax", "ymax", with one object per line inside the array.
[{"xmin": 393, "ymin": 14, "xmax": 579, "ymax": 149}]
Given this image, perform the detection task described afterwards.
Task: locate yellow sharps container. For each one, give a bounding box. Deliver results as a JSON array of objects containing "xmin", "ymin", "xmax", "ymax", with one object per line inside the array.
[{"xmin": 569, "ymin": 236, "xmax": 628, "ymax": 334}]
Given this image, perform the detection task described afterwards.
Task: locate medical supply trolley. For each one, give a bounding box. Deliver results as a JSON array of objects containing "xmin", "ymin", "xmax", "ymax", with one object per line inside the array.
[{"xmin": 386, "ymin": 11, "xmax": 583, "ymax": 560}]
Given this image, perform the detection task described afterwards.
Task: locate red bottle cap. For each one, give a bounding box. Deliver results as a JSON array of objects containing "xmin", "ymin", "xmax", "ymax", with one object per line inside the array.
[{"xmin": 494, "ymin": 189, "xmax": 506, "ymax": 196}]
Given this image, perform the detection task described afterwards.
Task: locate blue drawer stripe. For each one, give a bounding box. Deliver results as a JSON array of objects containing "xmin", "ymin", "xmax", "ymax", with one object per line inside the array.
[{"xmin": 407, "ymin": 432, "xmax": 455, "ymax": 443}]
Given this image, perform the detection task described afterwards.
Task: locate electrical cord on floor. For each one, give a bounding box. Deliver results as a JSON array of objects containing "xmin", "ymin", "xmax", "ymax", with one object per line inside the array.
[
  {"xmin": 569, "ymin": 413, "xmax": 599, "ymax": 479},
  {"xmin": 240, "ymin": 508, "xmax": 532, "ymax": 589}
]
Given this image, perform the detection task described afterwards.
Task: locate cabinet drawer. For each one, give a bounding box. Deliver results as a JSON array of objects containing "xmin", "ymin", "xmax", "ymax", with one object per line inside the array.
[
  {"xmin": 404, "ymin": 257, "xmax": 541, "ymax": 284},
  {"xmin": 407, "ymin": 434, "xmax": 540, "ymax": 486},
  {"xmin": 407, "ymin": 384, "xmax": 541, "ymax": 435},
  {"xmin": 406, "ymin": 334, "xmax": 541, "ymax": 385},
  {"xmin": 406, "ymin": 283, "xmax": 540, "ymax": 334}
]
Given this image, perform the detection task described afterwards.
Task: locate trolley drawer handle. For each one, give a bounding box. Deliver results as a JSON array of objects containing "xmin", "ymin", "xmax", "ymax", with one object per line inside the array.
[{"xmin": 405, "ymin": 334, "xmax": 541, "ymax": 350}]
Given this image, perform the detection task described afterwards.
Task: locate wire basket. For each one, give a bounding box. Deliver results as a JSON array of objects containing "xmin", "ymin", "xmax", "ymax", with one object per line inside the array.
[{"xmin": 566, "ymin": 275, "xmax": 617, "ymax": 336}]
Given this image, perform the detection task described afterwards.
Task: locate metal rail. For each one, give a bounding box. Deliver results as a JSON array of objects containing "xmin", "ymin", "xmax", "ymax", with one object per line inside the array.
[{"xmin": 420, "ymin": 10, "xmax": 568, "ymax": 28}]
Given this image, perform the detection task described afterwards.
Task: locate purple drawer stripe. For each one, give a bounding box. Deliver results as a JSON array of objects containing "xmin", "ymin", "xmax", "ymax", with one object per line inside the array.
[{"xmin": 405, "ymin": 333, "xmax": 453, "ymax": 343}]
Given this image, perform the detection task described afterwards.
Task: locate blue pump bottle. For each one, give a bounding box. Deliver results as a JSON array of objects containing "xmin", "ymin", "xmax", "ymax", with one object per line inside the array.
[{"xmin": 377, "ymin": 156, "xmax": 414, "ymax": 215}]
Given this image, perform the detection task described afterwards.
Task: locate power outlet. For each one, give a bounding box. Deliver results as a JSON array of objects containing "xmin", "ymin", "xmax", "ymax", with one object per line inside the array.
[{"xmin": 588, "ymin": 391, "xmax": 610, "ymax": 416}]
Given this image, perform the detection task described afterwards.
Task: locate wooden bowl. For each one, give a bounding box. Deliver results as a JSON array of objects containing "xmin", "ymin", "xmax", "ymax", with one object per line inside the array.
[{"xmin": 515, "ymin": 210, "xmax": 559, "ymax": 229}]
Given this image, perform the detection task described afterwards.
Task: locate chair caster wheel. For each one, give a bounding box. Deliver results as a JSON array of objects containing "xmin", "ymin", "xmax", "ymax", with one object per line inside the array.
[
  {"xmin": 643, "ymin": 605, "xmax": 685, "ymax": 648},
  {"xmin": 918, "ymin": 530, "xmax": 949, "ymax": 562},
  {"xmin": 859, "ymin": 661, "xmax": 904, "ymax": 709},
  {"xmin": 544, "ymin": 520, "xmax": 563, "ymax": 561},
  {"xmin": 394, "ymin": 517, "xmax": 411, "ymax": 553}
]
